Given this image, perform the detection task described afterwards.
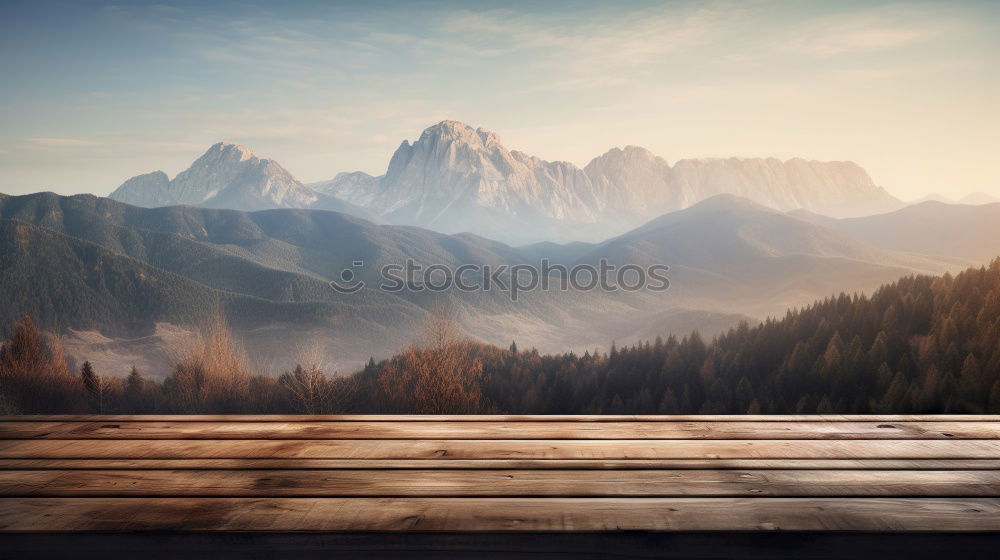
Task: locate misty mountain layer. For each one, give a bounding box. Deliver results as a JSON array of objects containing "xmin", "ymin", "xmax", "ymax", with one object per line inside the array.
[
  {"xmin": 2, "ymin": 191, "xmax": 980, "ymax": 378},
  {"xmin": 319, "ymin": 121, "xmax": 901, "ymax": 242},
  {"xmin": 111, "ymin": 120, "xmax": 902, "ymax": 244}
]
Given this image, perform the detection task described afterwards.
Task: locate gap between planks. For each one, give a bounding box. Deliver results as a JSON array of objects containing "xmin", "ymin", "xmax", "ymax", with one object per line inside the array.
[
  {"xmin": 1, "ymin": 421, "xmax": 997, "ymax": 440},
  {"xmin": 3, "ymin": 414, "xmax": 1000, "ymax": 422}
]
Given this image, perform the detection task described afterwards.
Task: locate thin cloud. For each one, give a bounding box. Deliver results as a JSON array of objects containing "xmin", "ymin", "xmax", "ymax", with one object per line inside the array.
[
  {"xmin": 436, "ymin": 3, "xmax": 742, "ymax": 68},
  {"xmin": 784, "ymin": 6, "xmax": 957, "ymax": 57},
  {"xmin": 804, "ymin": 27, "xmax": 931, "ymax": 56},
  {"xmin": 26, "ymin": 138, "xmax": 103, "ymax": 148}
]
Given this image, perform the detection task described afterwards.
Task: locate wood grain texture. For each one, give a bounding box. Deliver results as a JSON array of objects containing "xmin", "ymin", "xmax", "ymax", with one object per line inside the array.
[
  {"xmin": 2, "ymin": 415, "xmax": 999, "ymax": 534},
  {"xmin": 3, "ymin": 469, "xmax": 999, "ymax": 497},
  {"xmin": 4, "ymin": 438, "xmax": 1000, "ymax": 459},
  {"xmin": 5, "ymin": 458, "xmax": 1000, "ymax": 470},
  {"xmin": 2, "ymin": 497, "xmax": 1000, "ymax": 532}
]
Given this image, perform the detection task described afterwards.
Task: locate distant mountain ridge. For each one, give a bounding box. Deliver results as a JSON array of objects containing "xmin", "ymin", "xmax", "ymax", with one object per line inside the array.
[
  {"xmin": 572, "ymin": 194, "xmax": 958, "ymax": 316},
  {"xmin": 111, "ymin": 121, "xmax": 902, "ymax": 244},
  {"xmin": 909, "ymin": 192, "xmax": 1000, "ymax": 205},
  {"xmin": 796, "ymin": 200, "xmax": 1000, "ymax": 263},
  {"xmin": 110, "ymin": 141, "xmax": 372, "ymax": 217},
  {"xmin": 315, "ymin": 121, "xmax": 902, "ymax": 242}
]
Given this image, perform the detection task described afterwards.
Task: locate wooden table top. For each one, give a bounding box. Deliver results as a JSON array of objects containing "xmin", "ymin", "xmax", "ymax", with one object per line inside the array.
[{"xmin": 1, "ymin": 415, "xmax": 999, "ymax": 533}]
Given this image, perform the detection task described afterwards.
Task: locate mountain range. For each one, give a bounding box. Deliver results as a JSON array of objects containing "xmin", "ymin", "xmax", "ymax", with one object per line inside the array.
[
  {"xmin": 10, "ymin": 120, "xmax": 998, "ymax": 378},
  {"xmin": 4, "ymin": 190, "xmax": 990, "ymax": 378},
  {"xmin": 793, "ymin": 201, "xmax": 1000, "ymax": 263},
  {"xmin": 111, "ymin": 141, "xmax": 373, "ymax": 218},
  {"xmin": 910, "ymin": 192, "xmax": 1000, "ymax": 205},
  {"xmin": 111, "ymin": 120, "xmax": 904, "ymax": 244}
]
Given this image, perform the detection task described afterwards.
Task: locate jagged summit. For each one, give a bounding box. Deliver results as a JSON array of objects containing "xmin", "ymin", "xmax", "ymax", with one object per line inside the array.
[
  {"xmin": 199, "ymin": 141, "xmax": 259, "ymax": 165},
  {"xmin": 322, "ymin": 120, "xmax": 901, "ymax": 243},
  {"xmin": 111, "ymin": 142, "xmax": 322, "ymax": 212},
  {"xmin": 597, "ymin": 145, "xmax": 662, "ymax": 160},
  {"xmin": 114, "ymin": 120, "xmax": 904, "ymax": 244},
  {"xmin": 325, "ymin": 119, "xmax": 606, "ymax": 242}
]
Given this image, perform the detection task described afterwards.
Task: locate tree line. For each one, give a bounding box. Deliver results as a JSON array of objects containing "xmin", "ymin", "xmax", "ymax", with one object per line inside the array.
[{"xmin": 2, "ymin": 259, "xmax": 1000, "ymax": 414}]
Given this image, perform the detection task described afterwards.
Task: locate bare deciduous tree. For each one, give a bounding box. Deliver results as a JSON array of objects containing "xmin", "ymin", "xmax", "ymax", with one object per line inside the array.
[
  {"xmin": 0, "ymin": 315, "xmax": 81, "ymax": 413},
  {"xmin": 378, "ymin": 304, "xmax": 490, "ymax": 413},
  {"xmin": 163, "ymin": 313, "xmax": 252, "ymax": 413},
  {"xmin": 279, "ymin": 364, "xmax": 333, "ymax": 413}
]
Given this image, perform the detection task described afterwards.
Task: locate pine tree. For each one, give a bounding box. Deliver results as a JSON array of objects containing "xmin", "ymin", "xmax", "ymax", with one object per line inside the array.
[
  {"xmin": 123, "ymin": 366, "xmax": 147, "ymax": 413},
  {"xmin": 988, "ymin": 381, "xmax": 1000, "ymax": 413},
  {"xmin": 816, "ymin": 396, "xmax": 835, "ymax": 414},
  {"xmin": 657, "ymin": 388, "xmax": 678, "ymax": 413},
  {"xmin": 80, "ymin": 361, "xmax": 103, "ymax": 413},
  {"xmin": 958, "ymin": 354, "xmax": 985, "ymax": 412},
  {"xmin": 734, "ymin": 376, "xmax": 754, "ymax": 413},
  {"xmin": 609, "ymin": 394, "xmax": 625, "ymax": 414}
]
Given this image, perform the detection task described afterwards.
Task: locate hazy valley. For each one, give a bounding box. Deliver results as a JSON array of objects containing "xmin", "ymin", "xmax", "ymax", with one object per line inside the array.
[
  {"xmin": 2, "ymin": 188, "xmax": 992, "ymax": 378},
  {"xmin": 1, "ymin": 120, "xmax": 997, "ymax": 379}
]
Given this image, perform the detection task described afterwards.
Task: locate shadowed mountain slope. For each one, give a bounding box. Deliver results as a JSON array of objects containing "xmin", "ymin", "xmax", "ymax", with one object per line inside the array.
[{"xmin": 0, "ymin": 191, "xmax": 965, "ymax": 376}]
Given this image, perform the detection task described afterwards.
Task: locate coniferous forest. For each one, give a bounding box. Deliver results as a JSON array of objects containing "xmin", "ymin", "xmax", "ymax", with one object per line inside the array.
[{"xmin": 3, "ymin": 259, "xmax": 1000, "ymax": 415}]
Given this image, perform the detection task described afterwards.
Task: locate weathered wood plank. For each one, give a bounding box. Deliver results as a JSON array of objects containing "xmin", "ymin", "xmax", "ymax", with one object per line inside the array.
[
  {"xmin": 2, "ymin": 421, "xmax": 995, "ymax": 439},
  {"xmin": 3, "ymin": 416, "xmax": 1000, "ymax": 536},
  {"xmin": 3, "ymin": 469, "xmax": 998, "ymax": 498},
  {"xmin": 3, "ymin": 439, "xmax": 1000, "ymax": 459},
  {"xmin": 5, "ymin": 458, "xmax": 1000, "ymax": 470},
  {"xmin": 3, "ymin": 497, "xmax": 1000, "ymax": 532},
  {"xmin": 2, "ymin": 415, "xmax": 999, "ymax": 422}
]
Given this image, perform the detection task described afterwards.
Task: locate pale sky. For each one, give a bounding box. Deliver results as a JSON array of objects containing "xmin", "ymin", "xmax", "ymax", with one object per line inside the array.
[{"xmin": 1, "ymin": 0, "xmax": 997, "ymax": 201}]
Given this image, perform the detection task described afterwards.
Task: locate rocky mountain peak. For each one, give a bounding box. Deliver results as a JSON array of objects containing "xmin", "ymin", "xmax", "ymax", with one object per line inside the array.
[
  {"xmin": 107, "ymin": 170, "xmax": 170, "ymax": 207},
  {"xmin": 318, "ymin": 120, "xmax": 904, "ymax": 243},
  {"xmin": 614, "ymin": 145, "xmax": 661, "ymax": 160},
  {"xmin": 587, "ymin": 145, "xmax": 668, "ymax": 170},
  {"xmin": 112, "ymin": 121, "xmax": 905, "ymax": 244},
  {"xmin": 204, "ymin": 141, "xmax": 257, "ymax": 162},
  {"xmin": 421, "ymin": 119, "xmax": 476, "ymax": 137},
  {"xmin": 110, "ymin": 142, "xmax": 322, "ymax": 212},
  {"xmin": 416, "ymin": 120, "xmax": 503, "ymax": 152}
]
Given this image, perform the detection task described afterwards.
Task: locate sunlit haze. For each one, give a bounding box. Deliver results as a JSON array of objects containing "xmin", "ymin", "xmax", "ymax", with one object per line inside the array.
[{"xmin": 1, "ymin": 0, "xmax": 997, "ymax": 201}]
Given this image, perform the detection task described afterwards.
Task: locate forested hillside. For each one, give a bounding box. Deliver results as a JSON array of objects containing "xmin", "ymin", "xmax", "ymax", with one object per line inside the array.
[
  {"xmin": 3, "ymin": 259, "xmax": 999, "ymax": 414},
  {"xmin": 0, "ymin": 220, "xmax": 348, "ymax": 335},
  {"xmin": 467, "ymin": 259, "xmax": 1000, "ymax": 414}
]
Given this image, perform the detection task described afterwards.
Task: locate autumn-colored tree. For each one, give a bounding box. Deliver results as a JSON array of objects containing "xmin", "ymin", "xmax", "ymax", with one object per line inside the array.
[
  {"xmin": 0, "ymin": 315, "xmax": 81, "ymax": 413},
  {"xmin": 279, "ymin": 364, "xmax": 333, "ymax": 413},
  {"xmin": 377, "ymin": 305, "xmax": 490, "ymax": 413},
  {"xmin": 163, "ymin": 313, "xmax": 252, "ymax": 413},
  {"xmin": 6, "ymin": 258, "xmax": 1000, "ymax": 415}
]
